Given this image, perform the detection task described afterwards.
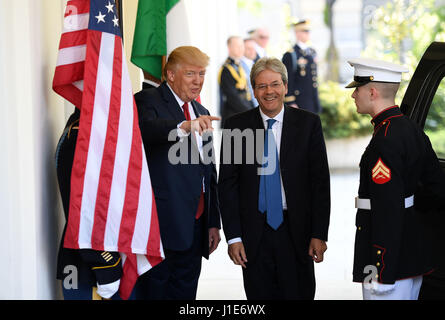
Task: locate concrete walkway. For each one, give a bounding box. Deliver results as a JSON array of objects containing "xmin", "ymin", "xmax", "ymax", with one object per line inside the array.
[{"xmin": 196, "ymin": 169, "xmax": 362, "ymax": 300}]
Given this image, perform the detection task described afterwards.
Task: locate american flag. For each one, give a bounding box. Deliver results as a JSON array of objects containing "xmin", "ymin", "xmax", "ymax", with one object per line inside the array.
[{"xmin": 53, "ymin": 0, "xmax": 164, "ymax": 299}]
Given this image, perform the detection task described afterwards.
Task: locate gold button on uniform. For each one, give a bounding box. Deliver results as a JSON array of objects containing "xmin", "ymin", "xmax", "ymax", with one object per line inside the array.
[
  {"xmin": 376, "ymin": 262, "xmax": 381, "ymax": 267},
  {"xmin": 377, "ymin": 250, "xmax": 382, "ymax": 255}
]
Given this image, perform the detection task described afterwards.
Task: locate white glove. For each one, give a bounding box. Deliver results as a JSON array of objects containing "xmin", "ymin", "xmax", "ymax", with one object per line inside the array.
[
  {"xmin": 96, "ymin": 279, "xmax": 120, "ymax": 299},
  {"xmin": 364, "ymin": 280, "xmax": 396, "ymax": 295}
]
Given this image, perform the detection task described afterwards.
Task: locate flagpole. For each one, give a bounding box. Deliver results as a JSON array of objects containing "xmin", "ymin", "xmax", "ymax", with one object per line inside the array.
[
  {"xmin": 142, "ymin": 55, "xmax": 165, "ymax": 85},
  {"xmin": 116, "ymin": 0, "xmax": 123, "ymax": 43}
]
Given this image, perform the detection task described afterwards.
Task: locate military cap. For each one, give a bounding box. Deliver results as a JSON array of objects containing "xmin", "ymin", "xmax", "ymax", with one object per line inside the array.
[
  {"xmin": 345, "ymin": 57, "xmax": 408, "ymax": 88},
  {"xmin": 291, "ymin": 19, "xmax": 310, "ymax": 31},
  {"xmin": 247, "ymin": 29, "xmax": 256, "ymax": 36}
]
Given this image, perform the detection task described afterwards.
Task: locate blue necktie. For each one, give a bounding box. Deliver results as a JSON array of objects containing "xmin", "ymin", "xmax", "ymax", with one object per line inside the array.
[{"xmin": 258, "ymin": 119, "xmax": 283, "ymax": 230}]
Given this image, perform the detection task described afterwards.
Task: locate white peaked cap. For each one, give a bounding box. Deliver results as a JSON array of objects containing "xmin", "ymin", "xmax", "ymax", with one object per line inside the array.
[{"xmin": 345, "ymin": 57, "xmax": 409, "ymax": 88}]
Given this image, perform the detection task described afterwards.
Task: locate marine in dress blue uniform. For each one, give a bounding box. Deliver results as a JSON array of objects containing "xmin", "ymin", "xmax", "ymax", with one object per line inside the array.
[
  {"xmin": 346, "ymin": 58, "xmax": 445, "ymax": 300},
  {"xmin": 282, "ymin": 20, "xmax": 321, "ymax": 114}
]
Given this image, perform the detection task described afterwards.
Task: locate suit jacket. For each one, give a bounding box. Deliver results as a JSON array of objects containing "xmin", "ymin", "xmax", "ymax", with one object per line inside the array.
[
  {"xmin": 282, "ymin": 44, "xmax": 321, "ymax": 114},
  {"xmin": 218, "ymin": 106, "xmax": 330, "ymax": 263},
  {"xmin": 134, "ymin": 82, "xmax": 221, "ymax": 259}
]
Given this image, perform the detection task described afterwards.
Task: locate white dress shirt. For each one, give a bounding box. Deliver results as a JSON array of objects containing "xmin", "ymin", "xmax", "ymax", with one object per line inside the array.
[{"xmin": 228, "ymin": 106, "xmax": 287, "ymax": 245}]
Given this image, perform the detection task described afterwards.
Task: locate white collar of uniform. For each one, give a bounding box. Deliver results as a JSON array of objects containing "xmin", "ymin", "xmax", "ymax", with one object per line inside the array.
[
  {"xmin": 297, "ymin": 41, "xmax": 309, "ymax": 50},
  {"xmin": 166, "ymin": 82, "xmax": 186, "ymax": 108},
  {"xmin": 259, "ymin": 105, "xmax": 284, "ymax": 127},
  {"xmin": 254, "ymin": 42, "xmax": 266, "ymax": 58}
]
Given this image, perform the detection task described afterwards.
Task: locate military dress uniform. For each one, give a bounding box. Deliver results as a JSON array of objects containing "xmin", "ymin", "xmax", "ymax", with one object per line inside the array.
[
  {"xmin": 218, "ymin": 57, "xmax": 254, "ymax": 126},
  {"xmin": 282, "ymin": 44, "xmax": 321, "ymax": 114},
  {"xmin": 55, "ymin": 109, "xmax": 123, "ymax": 299},
  {"xmin": 346, "ymin": 58, "xmax": 445, "ymax": 300},
  {"xmin": 353, "ymin": 106, "xmax": 437, "ymax": 286}
]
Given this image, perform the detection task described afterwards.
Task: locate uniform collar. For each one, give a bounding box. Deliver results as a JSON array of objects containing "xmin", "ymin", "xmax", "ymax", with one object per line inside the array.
[
  {"xmin": 371, "ymin": 105, "xmax": 401, "ymax": 126},
  {"xmin": 226, "ymin": 57, "xmax": 240, "ymax": 65},
  {"xmin": 296, "ymin": 41, "xmax": 309, "ymax": 50}
]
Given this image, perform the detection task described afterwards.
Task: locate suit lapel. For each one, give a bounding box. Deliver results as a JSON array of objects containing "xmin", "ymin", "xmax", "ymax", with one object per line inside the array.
[
  {"xmin": 280, "ymin": 106, "xmax": 297, "ymax": 168},
  {"xmin": 252, "ymin": 108, "xmax": 265, "ymax": 191},
  {"xmin": 190, "ymin": 100, "xmax": 205, "ymax": 118},
  {"xmin": 252, "ymin": 107, "xmax": 265, "ymax": 130},
  {"xmin": 159, "ymin": 82, "xmax": 187, "ymax": 121}
]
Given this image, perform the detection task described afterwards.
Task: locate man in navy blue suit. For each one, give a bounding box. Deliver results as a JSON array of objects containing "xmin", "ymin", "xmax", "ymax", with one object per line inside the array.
[{"xmin": 134, "ymin": 46, "xmax": 221, "ymax": 300}]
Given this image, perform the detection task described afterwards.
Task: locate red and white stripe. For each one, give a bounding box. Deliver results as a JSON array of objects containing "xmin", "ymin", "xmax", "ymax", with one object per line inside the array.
[{"xmin": 53, "ymin": 0, "xmax": 164, "ymax": 300}]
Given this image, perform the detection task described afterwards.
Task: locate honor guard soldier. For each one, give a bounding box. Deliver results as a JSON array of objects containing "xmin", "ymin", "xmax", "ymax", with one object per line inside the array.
[
  {"xmin": 282, "ymin": 20, "xmax": 321, "ymax": 113},
  {"xmin": 219, "ymin": 36, "xmax": 255, "ymax": 126},
  {"xmin": 55, "ymin": 109, "xmax": 123, "ymax": 300},
  {"xmin": 251, "ymin": 28, "xmax": 270, "ymax": 61},
  {"xmin": 346, "ymin": 58, "xmax": 445, "ymax": 300}
]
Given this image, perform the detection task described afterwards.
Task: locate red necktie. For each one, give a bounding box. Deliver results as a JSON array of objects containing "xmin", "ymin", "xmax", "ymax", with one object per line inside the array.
[
  {"xmin": 182, "ymin": 102, "xmax": 191, "ymax": 121},
  {"xmin": 182, "ymin": 103, "xmax": 204, "ymax": 219}
]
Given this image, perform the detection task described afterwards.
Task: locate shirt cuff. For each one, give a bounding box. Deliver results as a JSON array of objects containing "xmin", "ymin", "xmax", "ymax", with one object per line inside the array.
[
  {"xmin": 227, "ymin": 237, "xmax": 242, "ymax": 245},
  {"xmin": 177, "ymin": 121, "xmax": 190, "ymax": 139}
]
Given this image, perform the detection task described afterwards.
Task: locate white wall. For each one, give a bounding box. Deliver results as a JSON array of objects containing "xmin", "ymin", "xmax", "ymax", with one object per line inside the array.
[{"xmin": 0, "ymin": 0, "xmax": 67, "ymax": 299}]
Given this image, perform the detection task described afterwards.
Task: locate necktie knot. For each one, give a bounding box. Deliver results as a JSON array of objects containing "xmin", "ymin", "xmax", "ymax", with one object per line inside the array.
[{"xmin": 266, "ymin": 118, "xmax": 276, "ymax": 129}]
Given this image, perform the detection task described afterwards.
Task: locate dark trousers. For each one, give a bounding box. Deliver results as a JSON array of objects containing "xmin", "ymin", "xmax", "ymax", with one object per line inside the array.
[
  {"xmin": 132, "ymin": 217, "xmax": 204, "ymax": 300},
  {"xmin": 62, "ymin": 281, "xmax": 121, "ymax": 300},
  {"xmin": 242, "ymin": 216, "xmax": 315, "ymax": 300},
  {"xmin": 62, "ymin": 281, "xmax": 96, "ymax": 300}
]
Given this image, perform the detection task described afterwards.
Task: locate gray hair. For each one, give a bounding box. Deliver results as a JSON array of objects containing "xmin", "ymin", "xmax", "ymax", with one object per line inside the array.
[{"xmin": 250, "ymin": 57, "xmax": 288, "ymax": 88}]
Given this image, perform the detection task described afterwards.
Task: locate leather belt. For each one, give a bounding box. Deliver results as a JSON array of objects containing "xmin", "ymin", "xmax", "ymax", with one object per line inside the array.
[{"xmin": 355, "ymin": 195, "xmax": 414, "ymax": 210}]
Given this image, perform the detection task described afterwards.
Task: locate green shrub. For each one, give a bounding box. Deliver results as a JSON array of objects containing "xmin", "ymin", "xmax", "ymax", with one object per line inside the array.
[
  {"xmin": 425, "ymin": 129, "xmax": 445, "ymax": 159},
  {"xmin": 319, "ymin": 81, "xmax": 373, "ymax": 139},
  {"xmin": 425, "ymin": 82, "xmax": 445, "ymax": 159}
]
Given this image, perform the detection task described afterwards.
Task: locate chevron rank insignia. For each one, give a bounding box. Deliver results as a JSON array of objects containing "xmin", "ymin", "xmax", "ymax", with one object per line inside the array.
[
  {"xmin": 372, "ymin": 158, "xmax": 391, "ymax": 184},
  {"xmin": 101, "ymin": 251, "xmax": 113, "ymax": 262}
]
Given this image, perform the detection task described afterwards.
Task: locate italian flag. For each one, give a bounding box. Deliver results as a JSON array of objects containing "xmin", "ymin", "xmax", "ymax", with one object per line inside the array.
[{"xmin": 131, "ymin": 0, "xmax": 191, "ymax": 81}]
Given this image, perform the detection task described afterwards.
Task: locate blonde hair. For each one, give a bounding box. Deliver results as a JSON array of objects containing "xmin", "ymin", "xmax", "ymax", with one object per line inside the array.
[{"xmin": 163, "ymin": 46, "xmax": 210, "ymax": 79}]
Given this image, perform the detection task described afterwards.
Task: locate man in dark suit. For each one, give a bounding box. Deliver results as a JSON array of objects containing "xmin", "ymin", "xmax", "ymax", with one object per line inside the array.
[
  {"xmin": 218, "ymin": 57, "xmax": 331, "ymax": 299},
  {"xmin": 133, "ymin": 46, "xmax": 221, "ymax": 300},
  {"xmin": 282, "ymin": 20, "xmax": 321, "ymax": 114}
]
